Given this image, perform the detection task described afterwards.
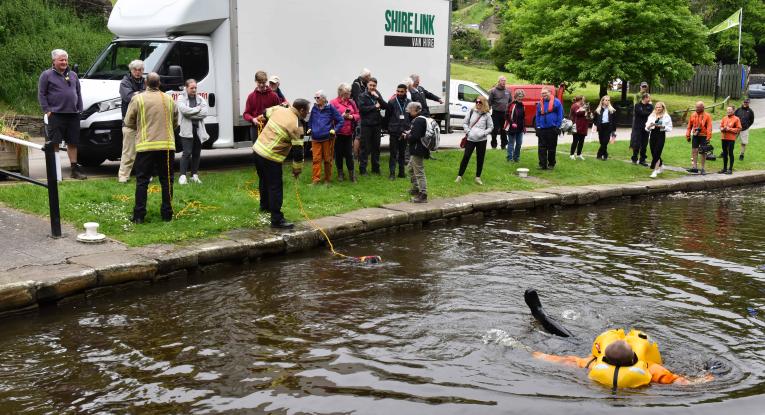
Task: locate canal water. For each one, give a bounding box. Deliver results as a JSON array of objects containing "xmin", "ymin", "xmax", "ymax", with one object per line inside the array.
[{"xmin": 2, "ymin": 186, "xmax": 765, "ymax": 414}]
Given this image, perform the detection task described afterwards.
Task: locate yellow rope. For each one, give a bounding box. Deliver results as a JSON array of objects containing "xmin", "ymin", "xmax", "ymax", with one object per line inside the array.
[
  {"xmin": 174, "ymin": 200, "xmax": 219, "ymax": 218},
  {"xmin": 292, "ymin": 178, "xmax": 350, "ymax": 259}
]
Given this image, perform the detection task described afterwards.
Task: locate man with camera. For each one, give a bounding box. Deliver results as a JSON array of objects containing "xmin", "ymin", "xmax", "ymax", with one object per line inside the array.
[{"xmin": 685, "ymin": 101, "xmax": 713, "ymax": 175}]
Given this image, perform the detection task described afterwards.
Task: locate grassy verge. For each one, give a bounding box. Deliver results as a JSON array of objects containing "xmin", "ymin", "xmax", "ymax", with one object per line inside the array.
[
  {"xmin": 453, "ymin": 1, "xmax": 494, "ymax": 25},
  {"xmin": 0, "ymin": 129, "xmax": 761, "ymax": 247},
  {"xmin": 450, "ymin": 63, "xmax": 742, "ymax": 120}
]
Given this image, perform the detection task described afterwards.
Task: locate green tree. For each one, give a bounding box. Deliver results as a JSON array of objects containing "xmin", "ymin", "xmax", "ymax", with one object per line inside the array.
[{"xmin": 497, "ymin": 0, "xmax": 714, "ymax": 95}]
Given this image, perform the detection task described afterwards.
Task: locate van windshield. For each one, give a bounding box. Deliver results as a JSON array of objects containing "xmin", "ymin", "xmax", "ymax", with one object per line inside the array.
[{"xmin": 84, "ymin": 41, "xmax": 171, "ymax": 80}]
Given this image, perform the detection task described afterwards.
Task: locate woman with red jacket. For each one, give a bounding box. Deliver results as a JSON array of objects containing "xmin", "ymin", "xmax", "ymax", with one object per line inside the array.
[
  {"xmin": 569, "ymin": 96, "xmax": 589, "ymax": 160},
  {"xmin": 504, "ymin": 89, "xmax": 525, "ymax": 162}
]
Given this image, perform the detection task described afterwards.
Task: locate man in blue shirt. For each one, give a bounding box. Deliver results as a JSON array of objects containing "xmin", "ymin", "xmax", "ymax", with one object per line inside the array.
[{"xmin": 535, "ymin": 88, "xmax": 564, "ymax": 169}]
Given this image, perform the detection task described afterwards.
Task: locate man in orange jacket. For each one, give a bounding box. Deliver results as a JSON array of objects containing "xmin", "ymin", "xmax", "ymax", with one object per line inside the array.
[
  {"xmin": 718, "ymin": 105, "xmax": 742, "ymax": 174},
  {"xmin": 685, "ymin": 101, "xmax": 713, "ymax": 175}
]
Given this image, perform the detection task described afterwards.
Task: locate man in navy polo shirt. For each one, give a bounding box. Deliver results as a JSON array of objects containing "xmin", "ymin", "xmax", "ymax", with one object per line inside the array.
[{"xmin": 38, "ymin": 49, "xmax": 86, "ymax": 180}]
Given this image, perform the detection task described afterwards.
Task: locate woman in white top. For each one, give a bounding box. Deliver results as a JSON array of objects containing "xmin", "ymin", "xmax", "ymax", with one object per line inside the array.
[
  {"xmin": 456, "ymin": 95, "xmax": 493, "ymax": 185},
  {"xmin": 645, "ymin": 101, "xmax": 672, "ymax": 178},
  {"xmin": 592, "ymin": 95, "xmax": 617, "ymax": 160}
]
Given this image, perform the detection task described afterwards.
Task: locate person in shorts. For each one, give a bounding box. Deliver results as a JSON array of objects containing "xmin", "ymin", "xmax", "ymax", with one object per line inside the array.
[
  {"xmin": 734, "ymin": 98, "xmax": 755, "ymax": 161},
  {"xmin": 38, "ymin": 49, "xmax": 86, "ymax": 179},
  {"xmin": 685, "ymin": 101, "xmax": 713, "ymax": 175}
]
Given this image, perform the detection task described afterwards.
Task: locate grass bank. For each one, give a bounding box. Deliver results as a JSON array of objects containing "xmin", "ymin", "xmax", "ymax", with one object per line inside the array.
[
  {"xmin": 0, "ymin": 0, "xmax": 112, "ymax": 114},
  {"xmin": 451, "ymin": 63, "xmax": 743, "ymax": 120},
  {"xmin": 453, "ymin": 1, "xmax": 494, "ymax": 25},
  {"xmin": 0, "ymin": 129, "xmax": 762, "ymax": 247}
]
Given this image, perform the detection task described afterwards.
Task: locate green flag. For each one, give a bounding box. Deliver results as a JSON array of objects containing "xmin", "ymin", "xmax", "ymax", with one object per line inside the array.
[{"xmin": 708, "ymin": 9, "xmax": 741, "ymax": 35}]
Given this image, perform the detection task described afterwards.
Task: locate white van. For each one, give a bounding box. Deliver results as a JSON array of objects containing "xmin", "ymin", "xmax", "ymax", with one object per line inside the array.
[
  {"xmin": 448, "ymin": 79, "xmax": 489, "ymax": 129},
  {"xmin": 77, "ymin": 0, "xmax": 451, "ymax": 166}
]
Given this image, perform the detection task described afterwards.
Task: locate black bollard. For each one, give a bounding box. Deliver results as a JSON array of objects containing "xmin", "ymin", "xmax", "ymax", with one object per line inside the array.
[{"xmin": 43, "ymin": 143, "xmax": 62, "ymax": 238}]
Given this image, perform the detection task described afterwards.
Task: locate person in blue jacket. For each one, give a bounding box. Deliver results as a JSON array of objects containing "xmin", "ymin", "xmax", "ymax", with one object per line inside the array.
[
  {"xmin": 535, "ymin": 88, "xmax": 564, "ymax": 170},
  {"xmin": 309, "ymin": 90, "xmax": 344, "ymax": 184}
]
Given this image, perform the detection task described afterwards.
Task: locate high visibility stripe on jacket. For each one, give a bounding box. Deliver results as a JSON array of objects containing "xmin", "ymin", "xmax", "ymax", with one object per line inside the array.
[
  {"xmin": 252, "ymin": 106, "xmax": 304, "ymax": 163},
  {"xmin": 134, "ymin": 91, "xmax": 177, "ymax": 152}
]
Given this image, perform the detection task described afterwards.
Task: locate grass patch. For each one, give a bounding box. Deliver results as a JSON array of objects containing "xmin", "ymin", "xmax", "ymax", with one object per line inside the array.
[
  {"xmin": 450, "ymin": 63, "xmax": 742, "ymax": 120},
  {"xmin": 453, "ymin": 1, "xmax": 494, "ymax": 25},
  {"xmin": 1, "ymin": 129, "xmax": 761, "ymax": 246}
]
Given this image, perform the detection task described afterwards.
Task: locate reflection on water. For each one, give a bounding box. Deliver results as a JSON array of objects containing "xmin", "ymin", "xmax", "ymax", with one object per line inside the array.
[{"xmin": 1, "ymin": 186, "xmax": 765, "ymax": 414}]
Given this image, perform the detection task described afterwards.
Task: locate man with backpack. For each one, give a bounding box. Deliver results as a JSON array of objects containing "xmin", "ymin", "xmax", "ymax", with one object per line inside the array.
[{"xmin": 405, "ymin": 101, "xmax": 430, "ymax": 203}]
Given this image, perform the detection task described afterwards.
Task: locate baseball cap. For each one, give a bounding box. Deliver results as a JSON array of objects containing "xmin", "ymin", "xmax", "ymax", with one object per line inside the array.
[
  {"xmin": 269, "ymin": 75, "xmax": 280, "ymax": 84},
  {"xmin": 639, "ymin": 81, "xmax": 648, "ymax": 87}
]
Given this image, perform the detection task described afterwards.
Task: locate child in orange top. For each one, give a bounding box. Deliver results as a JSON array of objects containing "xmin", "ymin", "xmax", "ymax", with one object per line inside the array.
[{"xmin": 719, "ymin": 105, "xmax": 742, "ymax": 174}]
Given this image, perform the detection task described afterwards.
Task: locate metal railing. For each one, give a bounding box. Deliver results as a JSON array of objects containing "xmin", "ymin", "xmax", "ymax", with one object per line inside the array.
[{"xmin": 0, "ymin": 134, "xmax": 61, "ymax": 237}]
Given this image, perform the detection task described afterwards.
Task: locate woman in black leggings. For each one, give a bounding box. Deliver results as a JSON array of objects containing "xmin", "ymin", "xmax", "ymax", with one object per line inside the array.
[
  {"xmin": 646, "ymin": 102, "xmax": 672, "ymax": 178},
  {"xmin": 592, "ymin": 95, "xmax": 616, "ymax": 160},
  {"xmin": 456, "ymin": 96, "xmax": 493, "ymax": 185}
]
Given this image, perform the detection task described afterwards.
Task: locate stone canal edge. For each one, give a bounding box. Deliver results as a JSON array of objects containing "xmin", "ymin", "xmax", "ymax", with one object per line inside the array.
[{"xmin": 2, "ymin": 171, "xmax": 765, "ymax": 316}]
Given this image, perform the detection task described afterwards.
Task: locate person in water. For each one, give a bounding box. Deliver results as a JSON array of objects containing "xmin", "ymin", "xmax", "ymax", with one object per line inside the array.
[{"xmin": 533, "ymin": 329, "xmax": 713, "ymax": 389}]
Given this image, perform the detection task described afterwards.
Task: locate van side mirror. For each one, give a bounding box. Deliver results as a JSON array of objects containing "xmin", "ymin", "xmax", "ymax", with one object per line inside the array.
[
  {"xmin": 72, "ymin": 64, "xmax": 79, "ymax": 75},
  {"xmin": 161, "ymin": 65, "xmax": 184, "ymax": 91}
]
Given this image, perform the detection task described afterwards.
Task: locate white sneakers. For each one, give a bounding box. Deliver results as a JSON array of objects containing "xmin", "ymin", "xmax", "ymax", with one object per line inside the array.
[
  {"xmin": 650, "ymin": 170, "xmax": 658, "ymax": 178},
  {"xmin": 475, "ymin": 177, "xmax": 483, "ymax": 185},
  {"xmin": 455, "ymin": 176, "xmax": 462, "ymax": 183},
  {"xmin": 577, "ymin": 155, "xmax": 585, "ymax": 160},
  {"xmin": 570, "ymin": 154, "xmax": 576, "ymax": 160},
  {"xmin": 179, "ymin": 174, "xmax": 202, "ymax": 185}
]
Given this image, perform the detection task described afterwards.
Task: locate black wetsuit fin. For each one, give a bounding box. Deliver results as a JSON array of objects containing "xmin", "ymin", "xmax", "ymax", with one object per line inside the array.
[{"xmin": 524, "ymin": 288, "xmax": 574, "ymax": 338}]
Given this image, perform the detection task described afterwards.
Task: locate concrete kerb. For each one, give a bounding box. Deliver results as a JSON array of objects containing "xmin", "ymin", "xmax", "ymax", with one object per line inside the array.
[{"xmin": 3, "ymin": 171, "xmax": 765, "ymax": 315}]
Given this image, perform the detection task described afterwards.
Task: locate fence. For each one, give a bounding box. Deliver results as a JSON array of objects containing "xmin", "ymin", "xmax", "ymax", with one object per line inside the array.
[
  {"xmin": 645, "ymin": 64, "xmax": 750, "ymax": 99},
  {"xmin": 0, "ymin": 134, "xmax": 61, "ymax": 237}
]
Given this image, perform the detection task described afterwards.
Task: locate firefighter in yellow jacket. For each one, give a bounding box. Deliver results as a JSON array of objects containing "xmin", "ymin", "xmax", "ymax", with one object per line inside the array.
[
  {"xmin": 253, "ymin": 98, "xmax": 310, "ymax": 229},
  {"xmin": 124, "ymin": 72, "xmax": 178, "ymax": 223}
]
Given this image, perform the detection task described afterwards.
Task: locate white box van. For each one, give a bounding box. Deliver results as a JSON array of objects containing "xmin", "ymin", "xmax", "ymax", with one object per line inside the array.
[{"xmin": 77, "ymin": 0, "xmax": 452, "ymax": 166}]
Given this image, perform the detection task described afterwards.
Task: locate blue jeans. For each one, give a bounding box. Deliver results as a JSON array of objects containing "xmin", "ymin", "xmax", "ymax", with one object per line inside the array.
[{"xmin": 507, "ymin": 132, "xmax": 523, "ymax": 161}]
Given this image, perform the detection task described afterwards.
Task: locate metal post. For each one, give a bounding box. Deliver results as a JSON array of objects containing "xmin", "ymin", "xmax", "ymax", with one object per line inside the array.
[
  {"xmin": 44, "ymin": 144, "xmax": 62, "ymax": 238},
  {"xmin": 737, "ymin": 8, "xmax": 743, "ymax": 65}
]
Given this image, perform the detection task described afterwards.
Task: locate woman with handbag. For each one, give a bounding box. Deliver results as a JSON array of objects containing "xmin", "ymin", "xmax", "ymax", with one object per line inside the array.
[
  {"xmin": 330, "ymin": 83, "xmax": 360, "ymax": 182},
  {"xmin": 592, "ymin": 95, "xmax": 617, "ymax": 160},
  {"xmin": 456, "ymin": 95, "xmax": 493, "ymax": 185}
]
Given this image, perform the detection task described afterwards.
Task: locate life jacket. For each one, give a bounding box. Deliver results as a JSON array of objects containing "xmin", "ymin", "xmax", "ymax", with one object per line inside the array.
[{"xmin": 587, "ymin": 329, "xmax": 662, "ymax": 390}]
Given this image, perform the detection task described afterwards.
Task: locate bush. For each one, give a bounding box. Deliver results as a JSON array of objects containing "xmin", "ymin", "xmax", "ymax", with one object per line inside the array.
[
  {"xmin": 0, "ymin": 0, "xmax": 112, "ymax": 114},
  {"xmin": 451, "ymin": 26, "xmax": 491, "ymax": 61}
]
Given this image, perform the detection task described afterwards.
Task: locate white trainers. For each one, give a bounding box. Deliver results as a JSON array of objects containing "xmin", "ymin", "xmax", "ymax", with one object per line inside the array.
[
  {"xmin": 475, "ymin": 177, "xmax": 483, "ymax": 185},
  {"xmin": 650, "ymin": 170, "xmax": 659, "ymax": 178},
  {"xmin": 569, "ymin": 154, "xmax": 576, "ymax": 160},
  {"xmin": 455, "ymin": 176, "xmax": 462, "ymax": 183},
  {"xmin": 577, "ymin": 155, "xmax": 585, "ymax": 160},
  {"xmin": 658, "ymin": 166, "xmax": 663, "ymax": 174},
  {"xmin": 191, "ymin": 174, "xmax": 202, "ymax": 184},
  {"xmin": 178, "ymin": 174, "xmax": 187, "ymax": 185}
]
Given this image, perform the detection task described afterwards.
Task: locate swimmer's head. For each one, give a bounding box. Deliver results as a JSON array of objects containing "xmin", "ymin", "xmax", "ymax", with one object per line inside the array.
[{"xmin": 604, "ymin": 340, "xmax": 636, "ymax": 366}]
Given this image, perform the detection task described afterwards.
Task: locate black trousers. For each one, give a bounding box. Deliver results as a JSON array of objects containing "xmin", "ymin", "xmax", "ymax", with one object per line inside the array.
[
  {"xmin": 458, "ymin": 140, "xmax": 487, "ymax": 177},
  {"xmin": 570, "ymin": 133, "xmax": 585, "ymax": 156},
  {"xmin": 180, "ymin": 129, "xmax": 202, "ymax": 175},
  {"xmin": 649, "ymin": 130, "xmax": 666, "ymax": 169},
  {"xmin": 537, "ymin": 127, "xmax": 558, "ymax": 168},
  {"xmin": 596, "ymin": 126, "xmax": 611, "ymax": 159},
  {"xmin": 133, "ymin": 150, "xmax": 173, "ymax": 221},
  {"xmin": 334, "ymin": 134, "xmax": 354, "ymax": 176},
  {"xmin": 490, "ymin": 111, "xmax": 507, "ymax": 148},
  {"xmin": 631, "ymin": 129, "xmax": 649, "ymax": 163},
  {"xmin": 721, "ymin": 140, "xmax": 735, "ymax": 170},
  {"xmin": 254, "ymin": 152, "xmax": 285, "ymax": 224},
  {"xmin": 388, "ymin": 130, "xmax": 407, "ymax": 175},
  {"xmin": 359, "ymin": 125, "xmax": 381, "ymax": 173}
]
